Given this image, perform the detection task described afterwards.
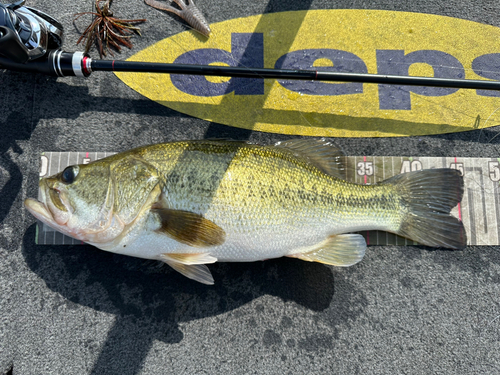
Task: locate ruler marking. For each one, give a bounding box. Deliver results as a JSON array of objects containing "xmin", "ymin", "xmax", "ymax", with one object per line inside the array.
[
  {"xmin": 379, "ymin": 156, "xmax": 385, "ymax": 246},
  {"xmin": 39, "ymin": 153, "xmax": 45, "ymax": 246},
  {"xmin": 363, "ymin": 156, "xmax": 367, "ymax": 185},
  {"xmin": 43, "ymin": 152, "xmax": 53, "ymax": 246},
  {"xmin": 493, "ymin": 162, "xmax": 500, "ymax": 244},
  {"xmin": 52, "ymin": 153, "xmax": 58, "ymax": 244},
  {"xmin": 475, "ymin": 165, "xmax": 488, "ymax": 235},
  {"xmin": 467, "ymin": 187, "xmax": 477, "ymax": 245},
  {"xmin": 454, "ymin": 157, "xmax": 463, "ymax": 222},
  {"xmin": 466, "ymin": 165, "xmax": 487, "ymax": 237},
  {"xmin": 34, "ymin": 153, "xmax": 500, "ymax": 246},
  {"xmin": 487, "ymin": 158, "xmax": 500, "ymax": 243},
  {"xmin": 382, "ymin": 156, "xmax": 385, "ymax": 180},
  {"xmin": 72, "ymin": 152, "xmax": 80, "ymax": 245},
  {"xmin": 61, "ymin": 153, "xmax": 69, "ymax": 245},
  {"xmin": 478, "ymin": 167, "xmax": 488, "ymax": 235},
  {"xmin": 374, "ymin": 156, "xmax": 379, "ymax": 245},
  {"xmin": 354, "ymin": 155, "xmax": 358, "ymax": 184},
  {"xmin": 388, "ymin": 158, "xmax": 395, "ymax": 246},
  {"xmin": 364, "ymin": 156, "xmax": 369, "ymax": 245},
  {"xmin": 394, "ymin": 157, "xmax": 402, "ymax": 246},
  {"xmin": 53, "ymin": 153, "xmax": 62, "ymax": 245}
]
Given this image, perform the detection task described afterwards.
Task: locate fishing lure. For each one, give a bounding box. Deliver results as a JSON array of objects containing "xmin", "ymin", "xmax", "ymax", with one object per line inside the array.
[
  {"xmin": 144, "ymin": 0, "xmax": 211, "ymax": 36},
  {"xmin": 74, "ymin": 0, "xmax": 146, "ymax": 58}
]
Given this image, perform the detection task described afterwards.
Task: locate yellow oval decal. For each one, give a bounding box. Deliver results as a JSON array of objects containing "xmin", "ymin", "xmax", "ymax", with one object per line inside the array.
[{"xmin": 115, "ymin": 10, "xmax": 500, "ymax": 137}]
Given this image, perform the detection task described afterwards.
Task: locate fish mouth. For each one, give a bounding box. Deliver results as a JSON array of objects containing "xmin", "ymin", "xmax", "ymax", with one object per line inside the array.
[
  {"xmin": 24, "ymin": 197, "xmax": 54, "ymax": 223},
  {"xmin": 24, "ymin": 195, "xmax": 76, "ymax": 241},
  {"xmin": 25, "ymin": 179, "xmax": 72, "ymax": 227}
]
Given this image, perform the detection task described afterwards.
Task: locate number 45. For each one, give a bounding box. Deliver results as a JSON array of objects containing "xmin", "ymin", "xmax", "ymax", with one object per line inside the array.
[{"xmin": 450, "ymin": 162, "xmax": 464, "ymax": 176}]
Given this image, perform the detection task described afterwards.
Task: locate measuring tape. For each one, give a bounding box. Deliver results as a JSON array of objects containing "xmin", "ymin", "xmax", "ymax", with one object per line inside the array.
[{"xmin": 34, "ymin": 152, "xmax": 500, "ymax": 246}]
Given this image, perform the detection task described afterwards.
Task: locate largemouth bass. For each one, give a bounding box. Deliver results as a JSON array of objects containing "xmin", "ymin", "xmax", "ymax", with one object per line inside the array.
[{"xmin": 25, "ymin": 139, "xmax": 466, "ymax": 284}]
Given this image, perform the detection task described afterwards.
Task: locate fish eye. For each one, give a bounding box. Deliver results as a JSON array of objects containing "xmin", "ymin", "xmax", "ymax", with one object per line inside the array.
[{"xmin": 61, "ymin": 166, "xmax": 79, "ymax": 184}]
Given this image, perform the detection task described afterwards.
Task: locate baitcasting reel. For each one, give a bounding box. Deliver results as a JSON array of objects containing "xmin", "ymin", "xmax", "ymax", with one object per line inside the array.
[
  {"xmin": 0, "ymin": 0, "xmax": 88, "ymax": 76},
  {"xmin": 0, "ymin": 0, "xmax": 63, "ymax": 63}
]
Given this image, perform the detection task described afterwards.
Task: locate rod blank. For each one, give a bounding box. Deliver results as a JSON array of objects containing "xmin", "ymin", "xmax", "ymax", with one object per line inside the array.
[{"xmin": 91, "ymin": 59, "xmax": 500, "ymax": 91}]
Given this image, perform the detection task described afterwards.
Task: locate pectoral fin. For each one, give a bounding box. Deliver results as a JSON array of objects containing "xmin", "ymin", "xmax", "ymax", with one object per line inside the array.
[
  {"xmin": 288, "ymin": 234, "xmax": 366, "ymax": 267},
  {"xmin": 153, "ymin": 208, "xmax": 226, "ymax": 247},
  {"xmin": 159, "ymin": 253, "xmax": 217, "ymax": 285}
]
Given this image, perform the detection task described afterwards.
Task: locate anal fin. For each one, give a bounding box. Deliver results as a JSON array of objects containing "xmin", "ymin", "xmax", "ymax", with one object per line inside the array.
[
  {"xmin": 159, "ymin": 253, "xmax": 217, "ymax": 285},
  {"xmin": 288, "ymin": 234, "xmax": 366, "ymax": 267}
]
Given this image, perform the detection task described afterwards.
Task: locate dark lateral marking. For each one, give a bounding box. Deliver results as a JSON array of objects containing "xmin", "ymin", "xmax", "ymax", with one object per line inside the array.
[{"xmin": 467, "ymin": 188, "xmax": 476, "ymax": 245}]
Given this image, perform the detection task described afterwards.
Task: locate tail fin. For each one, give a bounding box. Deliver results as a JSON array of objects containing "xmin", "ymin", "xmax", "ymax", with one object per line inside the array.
[{"xmin": 381, "ymin": 169, "xmax": 467, "ymax": 249}]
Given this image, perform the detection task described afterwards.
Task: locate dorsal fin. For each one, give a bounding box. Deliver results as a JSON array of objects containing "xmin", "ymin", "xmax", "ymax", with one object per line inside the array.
[{"xmin": 274, "ymin": 138, "xmax": 347, "ymax": 179}]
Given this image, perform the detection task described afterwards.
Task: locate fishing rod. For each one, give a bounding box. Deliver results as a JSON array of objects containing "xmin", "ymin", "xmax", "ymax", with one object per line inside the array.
[{"xmin": 2, "ymin": 0, "xmax": 500, "ymax": 91}]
